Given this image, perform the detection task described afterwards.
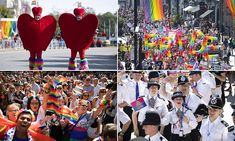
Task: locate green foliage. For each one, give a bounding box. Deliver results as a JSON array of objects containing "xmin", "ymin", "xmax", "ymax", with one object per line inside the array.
[
  {"xmin": 97, "ymin": 12, "xmax": 117, "ymax": 37},
  {"xmin": 172, "ymin": 14, "xmax": 183, "ymax": 27},
  {"xmin": 0, "ymin": 5, "xmax": 13, "ymax": 18}
]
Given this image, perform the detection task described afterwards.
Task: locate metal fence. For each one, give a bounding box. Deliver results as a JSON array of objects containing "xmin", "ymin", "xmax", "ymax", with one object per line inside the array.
[{"xmin": 0, "ymin": 39, "xmax": 67, "ymax": 49}]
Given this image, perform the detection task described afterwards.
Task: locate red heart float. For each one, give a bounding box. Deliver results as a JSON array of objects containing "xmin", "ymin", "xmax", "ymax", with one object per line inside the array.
[
  {"xmin": 59, "ymin": 13, "xmax": 98, "ymax": 52},
  {"xmin": 17, "ymin": 14, "xmax": 56, "ymax": 52}
]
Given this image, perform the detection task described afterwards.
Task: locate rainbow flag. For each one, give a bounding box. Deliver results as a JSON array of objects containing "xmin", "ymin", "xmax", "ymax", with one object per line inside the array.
[
  {"xmin": 61, "ymin": 108, "xmax": 78, "ymax": 125},
  {"xmin": 144, "ymin": 0, "xmax": 164, "ymax": 22},
  {"xmin": 226, "ymin": 0, "xmax": 235, "ymax": 18},
  {"xmin": 46, "ymin": 88, "xmax": 60, "ymax": 116},
  {"xmin": 54, "ymin": 77, "xmax": 67, "ymax": 86},
  {"xmin": 73, "ymin": 84, "xmax": 83, "ymax": 96},
  {"xmin": 1, "ymin": 20, "xmax": 16, "ymax": 39},
  {"xmin": 31, "ymin": 0, "xmax": 36, "ymax": 5}
]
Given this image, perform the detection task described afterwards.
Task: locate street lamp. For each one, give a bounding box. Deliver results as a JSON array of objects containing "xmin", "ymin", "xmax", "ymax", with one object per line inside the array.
[{"xmin": 134, "ymin": 0, "xmax": 138, "ymax": 69}]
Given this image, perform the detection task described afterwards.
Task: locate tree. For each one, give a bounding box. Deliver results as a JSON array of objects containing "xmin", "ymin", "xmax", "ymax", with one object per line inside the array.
[
  {"xmin": 50, "ymin": 11, "xmax": 60, "ymax": 36},
  {"xmin": 97, "ymin": 12, "xmax": 117, "ymax": 38},
  {"xmin": 0, "ymin": 5, "xmax": 14, "ymax": 18}
]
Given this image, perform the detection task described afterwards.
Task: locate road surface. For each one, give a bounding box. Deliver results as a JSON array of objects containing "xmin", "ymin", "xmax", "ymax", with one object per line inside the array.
[{"xmin": 0, "ymin": 47, "xmax": 117, "ymax": 71}]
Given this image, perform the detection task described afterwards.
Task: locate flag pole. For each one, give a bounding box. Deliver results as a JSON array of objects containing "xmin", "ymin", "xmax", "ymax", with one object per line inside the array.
[{"xmin": 109, "ymin": 19, "xmax": 111, "ymax": 39}]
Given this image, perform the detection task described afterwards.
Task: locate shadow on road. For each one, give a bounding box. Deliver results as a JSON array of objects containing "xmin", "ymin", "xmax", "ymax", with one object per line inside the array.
[{"xmin": 13, "ymin": 54, "xmax": 117, "ymax": 69}]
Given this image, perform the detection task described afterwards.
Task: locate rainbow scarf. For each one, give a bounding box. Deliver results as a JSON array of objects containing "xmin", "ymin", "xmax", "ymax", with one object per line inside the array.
[
  {"xmin": 46, "ymin": 86, "xmax": 60, "ymax": 116},
  {"xmin": 73, "ymin": 84, "xmax": 83, "ymax": 96},
  {"xmin": 144, "ymin": 0, "xmax": 164, "ymax": 22},
  {"xmin": 226, "ymin": 0, "xmax": 235, "ymax": 18}
]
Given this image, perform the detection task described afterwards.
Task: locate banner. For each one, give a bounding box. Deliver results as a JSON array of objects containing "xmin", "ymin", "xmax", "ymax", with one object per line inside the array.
[
  {"xmin": 0, "ymin": 19, "xmax": 17, "ymax": 39},
  {"xmin": 144, "ymin": 0, "xmax": 164, "ymax": 22}
]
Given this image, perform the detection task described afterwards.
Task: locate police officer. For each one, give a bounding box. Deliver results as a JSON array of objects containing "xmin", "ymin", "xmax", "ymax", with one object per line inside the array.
[
  {"xmin": 177, "ymin": 75, "xmax": 205, "ymax": 141},
  {"xmin": 121, "ymin": 71, "xmax": 147, "ymax": 141},
  {"xmin": 161, "ymin": 91, "xmax": 198, "ymax": 141},
  {"xmin": 143, "ymin": 111, "xmax": 167, "ymax": 141},
  {"xmin": 189, "ymin": 71, "xmax": 212, "ymax": 105},
  {"xmin": 227, "ymin": 104, "xmax": 235, "ymax": 141},
  {"xmin": 200, "ymin": 97, "xmax": 228, "ymax": 141},
  {"xmin": 148, "ymin": 71, "xmax": 160, "ymax": 82},
  {"xmin": 132, "ymin": 81, "xmax": 168, "ymax": 137}
]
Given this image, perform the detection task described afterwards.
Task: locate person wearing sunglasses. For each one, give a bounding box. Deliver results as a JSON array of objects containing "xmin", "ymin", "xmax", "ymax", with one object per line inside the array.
[
  {"xmin": 199, "ymin": 97, "xmax": 228, "ymax": 141},
  {"xmin": 62, "ymin": 99, "xmax": 105, "ymax": 141}
]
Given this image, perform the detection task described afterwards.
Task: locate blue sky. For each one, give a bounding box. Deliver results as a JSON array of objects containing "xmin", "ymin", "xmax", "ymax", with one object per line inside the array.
[{"xmin": 27, "ymin": 0, "xmax": 118, "ymax": 16}]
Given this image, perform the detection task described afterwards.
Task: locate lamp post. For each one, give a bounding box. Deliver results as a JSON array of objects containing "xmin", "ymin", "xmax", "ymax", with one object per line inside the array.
[
  {"xmin": 134, "ymin": 0, "xmax": 138, "ymax": 69},
  {"xmin": 219, "ymin": 0, "xmax": 223, "ymax": 41}
]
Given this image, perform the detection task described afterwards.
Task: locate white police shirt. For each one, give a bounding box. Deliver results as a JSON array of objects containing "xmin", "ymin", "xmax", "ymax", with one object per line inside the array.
[
  {"xmin": 123, "ymin": 79, "xmax": 147, "ymax": 105},
  {"xmin": 184, "ymin": 93, "xmax": 203, "ymax": 113},
  {"xmin": 228, "ymin": 125, "xmax": 235, "ymax": 141},
  {"xmin": 145, "ymin": 132, "xmax": 168, "ymax": 141},
  {"xmin": 117, "ymin": 108, "xmax": 130, "ymax": 132},
  {"xmin": 161, "ymin": 107, "xmax": 198, "ymax": 135},
  {"xmin": 200, "ymin": 116, "xmax": 228, "ymax": 141},
  {"xmin": 194, "ymin": 78, "xmax": 212, "ymax": 105},
  {"xmin": 138, "ymin": 94, "xmax": 168, "ymax": 122},
  {"xmin": 117, "ymin": 84, "xmax": 130, "ymax": 105}
]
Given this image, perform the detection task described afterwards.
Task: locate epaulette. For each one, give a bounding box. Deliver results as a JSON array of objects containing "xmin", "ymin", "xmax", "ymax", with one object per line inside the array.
[
  {"xmin": 158, "ymin": 96, "xmax": 165, "ymax": 101},
  {"xmin": 221, "ymin": 120, "xmax": 229, "ymax": 127},
  {"xmin": 203, "ymin": 115, "xmax": 208, "ymax": 119},
  {"xmin": 160, "ymin": 136, "xmax": 167, "ymax": 141},
  {"xmin": 228, "ymin": 126, "xmax": 235, "ymax": 132},
  {"xmin": 170, "ymin": 108, "xmax": 175, "ymax": 111},
  {"xmin": 183, "ymin": 105, "xmax": 192, "ymax": 111}
]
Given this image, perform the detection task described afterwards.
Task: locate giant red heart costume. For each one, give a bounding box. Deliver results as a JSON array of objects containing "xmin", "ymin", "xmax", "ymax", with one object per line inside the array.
[
  {"xmin": 59, "ymin": 8, "xmax": 98, "ymax": 70},
  {"xmin": 17, "ymin": 7, "xmax": 56, "ymax": 70},
  {"xmin": 18, "ymin": 14, "xmax": 56, "ymax": 52}
]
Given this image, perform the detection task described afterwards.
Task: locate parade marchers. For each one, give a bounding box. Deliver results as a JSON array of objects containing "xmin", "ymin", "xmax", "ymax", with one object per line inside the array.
[
  {"xmin": 118, "ymin": 71, "xmax": 235, "ymax": 141},
  {"xmin": 118, "ymin": 7, "xmax": 235, "ymax": 70},
  {"xmin": 0, "ymin": 71, "xmax": 117, "ymax": 141}
]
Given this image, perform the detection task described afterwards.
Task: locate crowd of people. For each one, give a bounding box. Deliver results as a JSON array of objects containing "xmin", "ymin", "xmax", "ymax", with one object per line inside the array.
[
  {"xmin": 0, "ymin": 71, "xmax": 117, "ymax": 141},
  {"xmin": 118, "ymin": 6, "xmax": 235, "ymax": 70},
  {"xmin": 118, "ymin": 71, "xmax": 235, "ymax": 141}
]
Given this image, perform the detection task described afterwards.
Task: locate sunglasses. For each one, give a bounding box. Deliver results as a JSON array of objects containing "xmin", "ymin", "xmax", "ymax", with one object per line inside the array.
[
  {"xmin": 79, "ymin": 104, "xmax": 88, "ymax": 107},
  {"xmin": 30, "ymin": 102, "xmax": 39, "ymax": 105},
  {"xmin": 8, "ymin": 109, "xmax": 19, "ymax": 112}
]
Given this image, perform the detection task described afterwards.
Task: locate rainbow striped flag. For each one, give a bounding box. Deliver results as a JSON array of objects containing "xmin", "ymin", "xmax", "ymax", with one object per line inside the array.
[
  {"xmin": 54, "ymin": 77, "xmax": 67, "ymax": 86},
  {"xmin": 226, "ymin": 0, "xmax": 235, "ymax": 18},
  {"xmin": 1, "ymin": 20, "xmax": 17, "ymax": 39},
  {"xmin": 46, "ymin": 88, "xmax": 60, "ymax": 116},
  {"xmin": 144, "ymin": 0, "xmax": 164, "ymax": 22},
  {"xmin": 61, "ymin": 107, "xmax": 78, "ymax": 125},
  {"xmin": 73, "ymin": 84, "xmax": 83, "ymax": 96},
  {"xmin": 31, "ymin": 0, "xmax": 36, "ymax": 5}
]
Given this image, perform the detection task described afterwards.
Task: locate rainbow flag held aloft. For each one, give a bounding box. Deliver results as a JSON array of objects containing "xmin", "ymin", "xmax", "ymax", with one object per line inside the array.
[
  {"xmin": 73, "ymin": 84, "xmax": 83, "ymax": 96},
  {"xmin": 226, "ymin": 0, "xmax": 235, "ymax": 18},
  {"xmin": 54, "ymin": 77, "xmax": 67, "ymax": 86},
  {"xmin": 46, "ymin": 88, "xmax": 60, "ymax": 116},
  {"xmin": 31, "ymin": 0, "xmax": 36, "ymax": 5},
  {"xmin": 144, "ymin": 0, "xmax": 164, "ymax": 22},
  {"xmin": 61, "ymin": 107, "xmax": 78, "ymax": 125}
]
